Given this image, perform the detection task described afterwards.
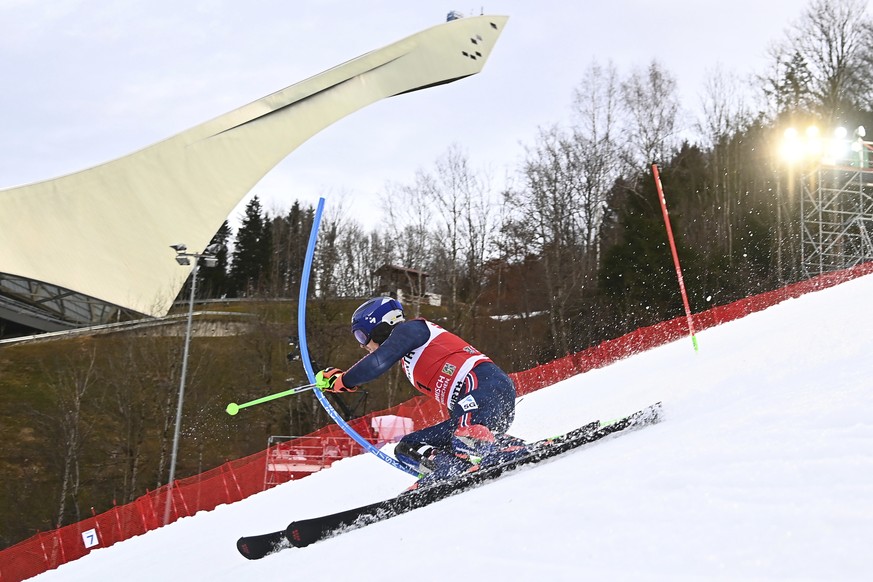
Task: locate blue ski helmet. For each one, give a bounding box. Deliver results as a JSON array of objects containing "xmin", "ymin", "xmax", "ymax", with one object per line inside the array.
[{"xmin": 351, "ymin": 297, "xmax": 404, "ymax": 345}]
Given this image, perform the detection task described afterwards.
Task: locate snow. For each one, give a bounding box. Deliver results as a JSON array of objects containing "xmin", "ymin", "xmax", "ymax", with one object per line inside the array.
[
  {"xmin": 32, "ymin": 273, "xmax": 873, "ymax": 581},
  {"xmin": 489, "ymin": 311, "xmax": 547, "ymax": 321}
]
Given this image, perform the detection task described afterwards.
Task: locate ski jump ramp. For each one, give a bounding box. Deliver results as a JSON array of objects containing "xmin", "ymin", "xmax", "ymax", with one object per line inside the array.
[{"xmin": 0, "ymin": 15, "xmax": 508, "ymax": 332}]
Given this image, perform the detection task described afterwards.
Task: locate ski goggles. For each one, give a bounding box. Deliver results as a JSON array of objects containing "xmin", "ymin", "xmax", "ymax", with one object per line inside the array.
[{"xmin": 353, "ymin": 328, "xmax": 370, "ymax": 345}]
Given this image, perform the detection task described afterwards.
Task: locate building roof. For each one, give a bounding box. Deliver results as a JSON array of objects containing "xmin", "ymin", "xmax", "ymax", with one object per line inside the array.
[{"xmin": 375, "ymin": 264, "xmax": 430, "ymax": 277}]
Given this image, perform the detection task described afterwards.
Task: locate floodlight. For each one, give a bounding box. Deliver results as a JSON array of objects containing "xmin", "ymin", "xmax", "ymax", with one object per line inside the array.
[
  {"xmin": 780, "ymin": 127, "xmax": 803, "ymax": 163},
  {"xmin": 805, "ymin": 126, "xmax": 823, "ymax": 158},
  {"xmin": 170, "ymin": 244, "xmax": 187, "ymax": 252},
  {"xmin": 175, "ymin": 256, "xmax": 191, "ymax": 266}
]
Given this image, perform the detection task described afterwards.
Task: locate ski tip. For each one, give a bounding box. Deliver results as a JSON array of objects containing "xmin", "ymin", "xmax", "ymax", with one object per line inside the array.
[
  {"xmin": 236, "ymin": 531, "xmax": 289, "ymax": 560},
  {"xmin": 236, "ymin": 537, "xmax": 259, "ymax": 560},
  {"xmin": 285, "ymin": 523, "xmax": 313, "ymax": 549}
]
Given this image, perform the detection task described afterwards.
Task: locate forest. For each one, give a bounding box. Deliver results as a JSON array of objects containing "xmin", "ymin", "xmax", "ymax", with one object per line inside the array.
[{"xmin": 2, "ymin": 0, "xmax": 872, "ymax": 551}]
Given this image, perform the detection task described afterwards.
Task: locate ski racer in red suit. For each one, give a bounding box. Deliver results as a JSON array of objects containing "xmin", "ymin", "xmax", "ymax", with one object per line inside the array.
[{"xmin": 315, "ymin": 297, "xmax": 523, "ymax": 481}]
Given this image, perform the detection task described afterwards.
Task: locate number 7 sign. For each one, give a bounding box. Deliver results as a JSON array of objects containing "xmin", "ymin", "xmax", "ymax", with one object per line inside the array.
[{"xmin": 82, "ymin": 528, "xmax": 99, "ymax": 549}]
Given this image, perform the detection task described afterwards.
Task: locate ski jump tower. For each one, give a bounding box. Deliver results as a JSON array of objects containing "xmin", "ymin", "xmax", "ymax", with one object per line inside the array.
[
  {"xmin": 797, "ymin": 130, "xmax": 873, "ymax": 277},
  {"xmin": 0, "ymin": 15, "xmax": 508, "ymax": 334}
]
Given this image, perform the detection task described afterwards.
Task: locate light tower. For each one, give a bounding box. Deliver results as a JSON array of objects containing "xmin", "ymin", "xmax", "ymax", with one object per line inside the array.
[{"xmin": 781, "ymin": 125, "xmax": 873, "ymax": 277}]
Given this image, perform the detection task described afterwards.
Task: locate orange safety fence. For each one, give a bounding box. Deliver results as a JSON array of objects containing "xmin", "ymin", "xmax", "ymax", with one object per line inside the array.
[{"xmin": 2, "ymin": 261, "xmax": 871, "ymax": 581}]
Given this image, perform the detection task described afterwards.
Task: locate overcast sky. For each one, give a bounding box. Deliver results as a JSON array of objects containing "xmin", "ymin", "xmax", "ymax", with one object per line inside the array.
[{"xmin": 1, "ymin": 1, "xmax": 813, "ymax": 231}]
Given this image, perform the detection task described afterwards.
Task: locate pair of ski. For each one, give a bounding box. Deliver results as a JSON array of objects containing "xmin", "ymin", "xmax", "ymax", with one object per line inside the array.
[{"xmin": 237, "ymin": 401, "xmax": 662, "ymax": 560}]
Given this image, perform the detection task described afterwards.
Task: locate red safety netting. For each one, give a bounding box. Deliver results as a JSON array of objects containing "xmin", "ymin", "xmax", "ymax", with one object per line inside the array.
[
  {"xmin": 2, "ymin": 261, "xmax": 871, "ymax": 582},
  {"xmin": 0, "ymin": 393, "xmax": 447, "ymax": 582},
  {"xmin": 511, "ymin": 262, "xmax": 873, "ymax": 395}
]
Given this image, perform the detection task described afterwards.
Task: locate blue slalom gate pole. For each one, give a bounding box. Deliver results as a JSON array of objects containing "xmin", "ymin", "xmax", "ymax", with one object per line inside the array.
[{"xmin": 297, "ymin": 197, "xmax": 418, "ymax": 476}]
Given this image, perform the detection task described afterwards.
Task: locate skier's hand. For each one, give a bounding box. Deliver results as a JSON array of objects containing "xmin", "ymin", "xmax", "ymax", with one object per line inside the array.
[{"xmin": 315, "ymin": 367, "xmax": 356, "ymax": 393}]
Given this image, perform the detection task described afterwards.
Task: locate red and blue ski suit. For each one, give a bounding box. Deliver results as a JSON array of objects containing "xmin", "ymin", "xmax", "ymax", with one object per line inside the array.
[{"xmin": 342, "ymin": 318, "xmax": 516, "ymax": 450}]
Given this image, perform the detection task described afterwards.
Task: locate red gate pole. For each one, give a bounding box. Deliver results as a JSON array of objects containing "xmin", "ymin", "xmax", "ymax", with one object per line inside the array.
[{"xmin": 652, "ymin": 164, "xmax": 699, "ymax": 351}]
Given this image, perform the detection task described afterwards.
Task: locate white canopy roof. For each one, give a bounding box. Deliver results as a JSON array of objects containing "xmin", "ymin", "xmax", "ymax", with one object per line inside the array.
[{"xmin": 0, "ymin": 15, "xmax": 508, "ymax": 324}]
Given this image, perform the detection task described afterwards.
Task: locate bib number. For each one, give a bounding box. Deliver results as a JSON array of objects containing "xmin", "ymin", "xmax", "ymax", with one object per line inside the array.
[{"xmin": 457, "ymin": 394, "xmax": 478, "ymax": 412}]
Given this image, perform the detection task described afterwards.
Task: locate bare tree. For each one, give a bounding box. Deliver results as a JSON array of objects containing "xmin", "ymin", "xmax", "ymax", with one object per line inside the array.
[
  {"xmin": 493, "ymin": 184, "xmax": 548, "ymax": 326},
  {"xmin": 421, "ymin": 145, "xmax": 497, "ymax": 330},
  {"xmin": 104, "ymin": 338, "xmax": 153, "ymax": 503},
  {"xmin": 312, "ymin": 206, "xmax": 353, "ymax": 299},
  {"xmin": 621, "ymin": 60, "xmax": 681, "ymax": 166},
  {"xmin": 511, "ymin": 125, "xmax": 589, "ymax": 356},
  {"xmin": 697, "ymin": 64, "xmax": 752, "ymax": 149},
  {"xmin": 334, "ymin": 223, "xmax": 388, "ymax": 297},
  {"xmin": 774, "ymin": 0, "xmax": 873, "ymax": 123},
  {"xmin": 382, "ymin": 177, "xmax": 436, "ymax": 275},
  {"xmin": 44, "ymin": 348, "xmax": 98, "ymax": 526},
  {"xmin": 570, "ymin": 59, "xmax": 624, "ymax": 272},
  {"xmin": 697, "ymin": 64, "xmax": 754, "ymax": 261}
]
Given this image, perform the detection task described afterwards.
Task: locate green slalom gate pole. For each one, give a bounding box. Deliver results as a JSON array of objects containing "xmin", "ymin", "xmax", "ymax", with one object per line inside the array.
[{"xmin": 225, "ymin": 383, "xmax": 317, "ymax": 416}]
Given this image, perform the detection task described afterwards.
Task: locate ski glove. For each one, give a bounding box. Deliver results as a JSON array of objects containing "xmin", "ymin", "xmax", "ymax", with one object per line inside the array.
[{"xmin": 315, "ymin": 367, "xmax": 356, "ymax": 393}]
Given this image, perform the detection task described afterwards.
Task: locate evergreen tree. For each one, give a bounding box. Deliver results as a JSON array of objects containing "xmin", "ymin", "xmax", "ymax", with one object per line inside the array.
[
  {"xmin": 199, "ymin": 221, "xmax": 233, "ymax": 299},
  {"xmin": 599, "ymin": 166, "xmax": 698, "ymax": 334},
  {"xmin": 230, "ymin": 196, "xmax": 271, "ymax": 297},
  {"xmin": 763, "ymin": 50, "xmax": 815, "ymax": 123},
  {"xmin": 285, "ymin": 202, "xmax": 312, "ymax": 295}
]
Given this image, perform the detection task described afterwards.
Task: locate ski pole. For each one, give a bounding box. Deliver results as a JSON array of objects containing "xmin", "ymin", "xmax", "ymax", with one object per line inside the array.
[{"xmin": 226, "ymin": 383, "xmax": 317, "ymax": 416}]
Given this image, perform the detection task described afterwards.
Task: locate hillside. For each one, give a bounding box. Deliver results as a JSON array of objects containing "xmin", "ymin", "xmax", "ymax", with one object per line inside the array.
[{"xmin": 0, "ymin": 297, "xmax": 551, "ymax": 549}]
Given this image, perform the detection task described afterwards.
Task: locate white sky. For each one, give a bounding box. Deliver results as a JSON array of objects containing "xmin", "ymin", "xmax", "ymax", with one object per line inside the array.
[
  {"xmin": 0, "ymin": 1, "xmax": 812, "ymax": 229},
  {"xmin": 29, "ymin": 270, "xmax": 873, "ymax": 581}
]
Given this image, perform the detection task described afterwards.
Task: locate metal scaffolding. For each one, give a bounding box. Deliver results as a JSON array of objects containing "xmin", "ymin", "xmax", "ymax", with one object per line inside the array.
[
  {"xmin": 800, "ymin": 142, "xmax": 873, "ymax": 278},
  {"xmin": 0, "ymin": 273, "xmax": 133, "ymax": 332}
]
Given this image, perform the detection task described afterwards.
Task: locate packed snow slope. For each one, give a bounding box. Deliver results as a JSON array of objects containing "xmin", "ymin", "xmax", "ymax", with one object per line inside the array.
[{"xmin": 34, "ymin": 274, "xmax": 873, "ymax": 581}]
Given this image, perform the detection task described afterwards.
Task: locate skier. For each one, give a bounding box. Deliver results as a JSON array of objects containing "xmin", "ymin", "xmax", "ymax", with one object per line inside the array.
[{"xmin": 315, "ymin": 297, "xmax": 522, "ymax": 481}]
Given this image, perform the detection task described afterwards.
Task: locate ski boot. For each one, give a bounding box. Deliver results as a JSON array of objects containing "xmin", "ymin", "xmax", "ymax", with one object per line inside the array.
[
  {"xmin": 396, "ymin": 441, "xmax": 475, "ymax": 490},
  {"xmin": 452, "ymin": 425, "xmax": 530, "ymax": 471}
]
